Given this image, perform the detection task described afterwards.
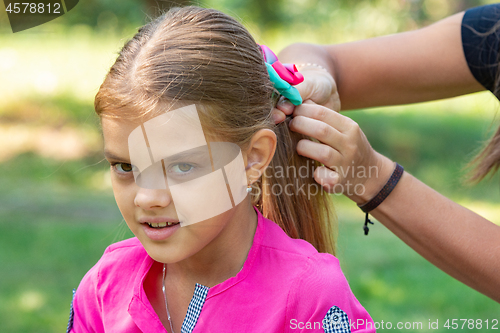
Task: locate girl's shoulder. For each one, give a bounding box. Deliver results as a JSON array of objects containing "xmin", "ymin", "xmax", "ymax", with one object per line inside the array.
[
  {"xmin": 285, "ymin": 252, "xmax": 374, "ymax": 332},
  {"xmin": 75, "ymin": 237, "xmax": 148, "ymax": 297},
  {"xmin": 259, "ymin": 216, "xmax": 341, "ymax": 274},
  {"xmin": 69, "ymin": 237, "xmax": 149, "ymax": 332},
  {"xmin": 95, "ymin": 237, "xmax": 147, "ymax": 276},
  {"xmin": 75, "ymin": 238, "xmax": 146, "ymax": 297},
  {"xmin": 105, "ymin": 236, "xmax": 143, "ymax": 250},
  {"xmin": 257, "ymin": 217, "xmax": 374, "ymax": 332},
  {"xmin": 101, "ymin": 237, "xmax": 145, "ymax": 260},
  {"xmin": 279, "ymin": 248, "xmax": 374, "ymax": 332},
  {"xmin": 259, "ymin": 214, "xmax": 319, "ymax": 256}
]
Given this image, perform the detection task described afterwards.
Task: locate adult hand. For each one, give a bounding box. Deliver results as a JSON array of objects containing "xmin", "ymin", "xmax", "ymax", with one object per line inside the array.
[
  {"xmin": 271, "ymin": 67, "xmax": 340, "ymax": 124},
  {"xmin": 288, "ymin": 100, "xmax": 394, "ymax": 204}
]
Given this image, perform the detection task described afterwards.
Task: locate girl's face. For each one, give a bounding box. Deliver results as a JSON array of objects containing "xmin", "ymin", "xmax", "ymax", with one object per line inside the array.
[{"xmin": 101, "ymin": 115, "xmax": 247, "ymax": 264}]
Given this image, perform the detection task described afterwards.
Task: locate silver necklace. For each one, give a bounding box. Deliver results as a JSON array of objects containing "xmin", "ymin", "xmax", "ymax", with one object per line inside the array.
[{"xmin": 162, "ymin": 263, "xmax": 175, "ymax": 333}]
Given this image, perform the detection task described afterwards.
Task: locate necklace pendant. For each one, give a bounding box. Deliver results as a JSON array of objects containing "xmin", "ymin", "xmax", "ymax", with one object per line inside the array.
[{"xmin": 162, "ymin": 263, "xmax": 175, "ymax": 332}]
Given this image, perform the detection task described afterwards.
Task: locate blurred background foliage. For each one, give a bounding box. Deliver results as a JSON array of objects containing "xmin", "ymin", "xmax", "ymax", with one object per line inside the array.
[{"xmin": 1, "ymin": 0, "xmax": 500, "ymax": 332}]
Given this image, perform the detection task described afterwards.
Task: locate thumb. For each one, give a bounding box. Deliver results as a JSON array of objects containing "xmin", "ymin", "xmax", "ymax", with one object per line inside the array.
[{"xmin": 295, "ymin": 79, "xmax": 314, "ymax": 101}]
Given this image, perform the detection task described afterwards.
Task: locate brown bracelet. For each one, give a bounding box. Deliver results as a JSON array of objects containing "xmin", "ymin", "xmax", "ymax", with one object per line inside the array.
[{"xmin": 358, "ymin": 163, "xmax": 404, "ymax": 235}]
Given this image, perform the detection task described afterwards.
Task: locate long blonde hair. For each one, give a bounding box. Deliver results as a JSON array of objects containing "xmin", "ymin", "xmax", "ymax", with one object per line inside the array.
[{"xmin": 95, "ymin": 6, "xmax": 337, "ymax": 255}]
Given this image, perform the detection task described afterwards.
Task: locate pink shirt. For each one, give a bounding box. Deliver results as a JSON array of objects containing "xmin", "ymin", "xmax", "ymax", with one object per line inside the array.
[{"xmin": 69, "ymin": 208, "xmax": 375, "ymax": 332}]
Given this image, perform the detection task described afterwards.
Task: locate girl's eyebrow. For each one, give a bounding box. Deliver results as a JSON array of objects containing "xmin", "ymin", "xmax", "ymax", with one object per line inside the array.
[
  {"xmin": 166, "ymin": 147, "xmax": 209, "ymax": 162},
  {"xmin": 104, "ymin": 146, "xmax": 210, "ymax": 164},
  {"xmin": 104, "ymin": 150, "xmax": 130, "ymax": 162}
]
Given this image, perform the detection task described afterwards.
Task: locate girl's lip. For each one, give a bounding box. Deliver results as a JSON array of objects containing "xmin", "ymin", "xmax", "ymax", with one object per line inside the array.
[{"xmin": 141, "ymin": 222, "xmax": 180, "ymax": 241}]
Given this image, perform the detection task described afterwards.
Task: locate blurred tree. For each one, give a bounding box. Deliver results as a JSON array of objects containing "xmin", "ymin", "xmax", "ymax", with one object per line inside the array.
[
  {"xmin": 405, "ymin": 0, "xmax": 485, "ymax": 27},
  {"xmin": 56, "ymin": 0, "xmax": 146, "ymax": 31},
  {"xmin": 144, "ymin": 0, "xmax": 199, "ymax": 18},
  {"xmin": 243, "ymin": 0, "xmax": 285, "ymax": 29},
  {"xmin": 49, "ymin": 0, "xmax": 499, "ymax": 37},
  {"xmin": 454, "ymin": 0, "xmax": 486, "ymax": 12}
]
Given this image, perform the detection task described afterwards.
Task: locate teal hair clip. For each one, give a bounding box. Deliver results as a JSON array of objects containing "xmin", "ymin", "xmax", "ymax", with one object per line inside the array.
[{"xmin": 259, "ymin": 45, "xmax": 304, "ymax": 106}]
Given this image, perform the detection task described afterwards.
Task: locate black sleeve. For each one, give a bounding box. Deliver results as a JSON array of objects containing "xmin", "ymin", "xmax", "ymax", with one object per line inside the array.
[{"xmin": 462, "ymin": 3, "xmax": 500, "ymax": 95}]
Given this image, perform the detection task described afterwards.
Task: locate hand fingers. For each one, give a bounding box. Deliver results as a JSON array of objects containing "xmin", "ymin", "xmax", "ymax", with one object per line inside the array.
[
  {"xmin": 313, "ymin": 166, "xmax": 341, "ymax": 193},
  {"xmin": 289, "ymin": 114, "xmax": 345, "ymax": 150},
  {"xmin": 295, "ymin": 139, "xmax": 342, "ymax": 168},
  {"xmin": 294, "ymin": 70, "xmax": 333, "ymax": 103},
  {"xmin": 276, "ymin": 97, "xmax": 295, "ymax": 116},
  {"xmin": 296, "ymin": 140, "xmax": 346, "ymax": 194},
  {"xmin": 295, "ymin": 70, "xmax": 340, "ymax": 111},
  {"xmin": 326, "ymin": 91, "xmax": 341, "ymax": 112},
  {"xmin": 271, "ymin": 108, "xmax": 286, "ymax": 124},
  {"xmin": 295, "ymin": 78, "xmax": 314, "ymax": 102},
  {"xmin": 292, "ymin": 102, "xmax": 351, "ymax": 133}
]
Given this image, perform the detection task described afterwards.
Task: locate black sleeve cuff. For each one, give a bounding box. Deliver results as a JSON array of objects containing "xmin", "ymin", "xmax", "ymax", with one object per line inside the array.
[{"xmin": 462, "ymin": 3, "xmax": 500, "ymax": 95}]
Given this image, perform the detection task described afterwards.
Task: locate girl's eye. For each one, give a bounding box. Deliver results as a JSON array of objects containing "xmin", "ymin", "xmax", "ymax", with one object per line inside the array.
[
  {"xmin": 111, "ymin": 163, "xmax": 135, "ymax": 174},
  {"xmin": 170, "ymin": 163, "xmax": 194, "ymax": 174}
]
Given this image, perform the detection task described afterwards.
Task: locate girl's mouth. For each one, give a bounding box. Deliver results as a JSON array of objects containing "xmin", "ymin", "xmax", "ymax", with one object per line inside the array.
[
  {"xmin": 146, "ymin": 222, "xmax": 180, "ymax": 228},
  {"xmin": 141, "ymin": 220, "xmax": 181, "ymax": 241},
  {"xmin": 139, "ymin": 217, "xmax": 181, "ymax": 240}
]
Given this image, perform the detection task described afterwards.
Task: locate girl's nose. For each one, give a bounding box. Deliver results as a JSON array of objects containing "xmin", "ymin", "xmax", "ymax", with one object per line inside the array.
[{"xmin": 134, "ymin": 188, "xmax": 172, "ymax": 210}]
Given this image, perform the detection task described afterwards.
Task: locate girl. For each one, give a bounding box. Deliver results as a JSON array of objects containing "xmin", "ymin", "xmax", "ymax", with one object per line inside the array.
[{"xmin": 68, "ymin": 6, "xmax": 374, "ymax": 333}]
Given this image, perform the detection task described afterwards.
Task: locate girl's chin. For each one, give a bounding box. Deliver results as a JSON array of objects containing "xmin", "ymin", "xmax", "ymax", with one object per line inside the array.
[
  {"xmin": 143, "ymin": 239, "xmax": 213, "ymax": 267},
  {"xmin": 144, "ymin": 245, "xmax": 186, "ymax": 264}
]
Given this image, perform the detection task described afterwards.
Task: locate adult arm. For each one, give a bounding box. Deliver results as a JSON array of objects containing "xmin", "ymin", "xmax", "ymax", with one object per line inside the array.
[
  {"xmin": 369, "ymin": 164, "xmax": 500, "ymax": 303},
  {"xmin": 288, "ymin": 102, "xmax": 500, "ymax": 303},
  {"xmin": 278, "ymin": 11, "xmax": 485, "ymax": 110}
]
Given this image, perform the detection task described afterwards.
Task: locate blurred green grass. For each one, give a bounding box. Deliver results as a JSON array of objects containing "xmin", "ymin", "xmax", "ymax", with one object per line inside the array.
[
  {"xmin": 0, "ymin": 184, "xmax": 132, "ymax": 332},
  {"xmin": 1, "ymin": 9, "xmax": 500, "ymax": 333}
]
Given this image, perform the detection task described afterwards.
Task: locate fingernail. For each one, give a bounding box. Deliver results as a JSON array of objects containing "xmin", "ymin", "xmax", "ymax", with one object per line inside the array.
[
  {"xmin": 317, "ymin": 167, "xmax": 339, "ymax": 183},
  {"xmin": 272, "ymin": 112, "xmax": 285, "ymax": 124},
  {"xmin": 278, "ymin": 99, "xmax": 295, "ymax": 112}
]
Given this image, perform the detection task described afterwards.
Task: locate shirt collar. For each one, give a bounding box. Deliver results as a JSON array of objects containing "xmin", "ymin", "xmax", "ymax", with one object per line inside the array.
[{"xmin": 206, "ymin": 206, "xmax": 265, "ymax": 298}]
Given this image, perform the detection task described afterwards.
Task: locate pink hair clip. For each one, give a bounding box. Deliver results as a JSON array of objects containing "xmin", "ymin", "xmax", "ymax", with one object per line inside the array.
[{"xmin": 259, "ymin": 45, "xmax": 304, "ymax": 86}]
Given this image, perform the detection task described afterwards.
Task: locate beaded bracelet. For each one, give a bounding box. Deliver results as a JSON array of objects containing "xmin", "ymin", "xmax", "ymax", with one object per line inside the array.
[
  {"xmin": 358, "ymin": 163, "xmax": 404, "ymax": 235},
  {"xmin": 296, "ymin": 63, "xmax": 329, "ymax": 73}
]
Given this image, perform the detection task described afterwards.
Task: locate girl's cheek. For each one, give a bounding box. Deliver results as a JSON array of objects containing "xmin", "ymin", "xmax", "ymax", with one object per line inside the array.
[
  {"xmin": 113, "ymin": 188, "xmax": 139, "ymax": 226},
  {"xmin": 110, "ymin": 168, "xmax": 135, "ymax": 186},
  {"xmin": 111, "ymin": 175, "xmax": 137, "ymax": 205}
]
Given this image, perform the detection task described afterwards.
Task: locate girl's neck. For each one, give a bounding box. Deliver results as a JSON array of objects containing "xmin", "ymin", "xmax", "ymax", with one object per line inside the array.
[{"xmin": 166, "ymin": 202, "xmax": 258, "ymax": 288}]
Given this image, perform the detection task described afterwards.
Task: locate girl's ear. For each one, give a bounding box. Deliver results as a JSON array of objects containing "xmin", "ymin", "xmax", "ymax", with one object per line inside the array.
[{"xmin": 243, "ymin": 129, "xmax": 277, "ymax": 184}]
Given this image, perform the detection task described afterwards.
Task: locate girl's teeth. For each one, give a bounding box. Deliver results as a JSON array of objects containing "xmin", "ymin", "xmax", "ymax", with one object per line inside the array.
[{"xmin": 147, "ymin": 222, "xmax": 178, "ymax": 228}]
